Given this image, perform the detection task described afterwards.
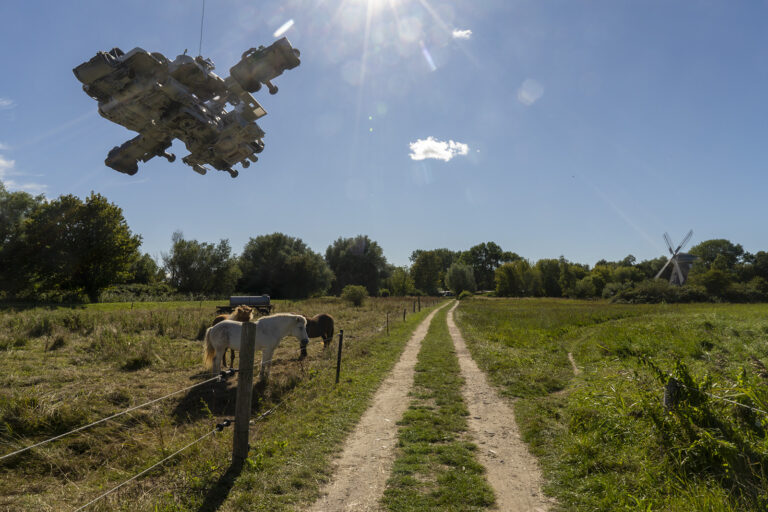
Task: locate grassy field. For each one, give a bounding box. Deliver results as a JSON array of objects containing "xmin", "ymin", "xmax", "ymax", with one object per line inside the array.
[
  {"xmin": 382, "ymin": 306, "xmax": 495, "ymax": 512},
  {"xmin": 0, "ymin": 296, "xmax": 442, "ymax": 511},
  {"xmin": 454, "ymin": 297, "xmax": 768, "ymax": 511}
]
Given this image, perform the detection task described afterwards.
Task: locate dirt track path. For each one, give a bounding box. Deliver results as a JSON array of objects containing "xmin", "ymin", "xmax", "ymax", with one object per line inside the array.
[
  {"xmin": 447, "ymin": 302, "xmax": 552, "ymax": 512},
  {"xmin": 307, "ymin": 303, "xmax": 449, "ymax": 512}
]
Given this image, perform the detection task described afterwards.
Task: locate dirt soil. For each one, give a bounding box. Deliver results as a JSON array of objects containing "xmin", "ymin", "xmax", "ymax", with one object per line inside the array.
[
  {"xmin": 307, "ymin": 303, "xmax": 449, "ymax": 512},
  {"xmin": 447, "ymin": 302, "xmax": 553, "ymax": 512}
]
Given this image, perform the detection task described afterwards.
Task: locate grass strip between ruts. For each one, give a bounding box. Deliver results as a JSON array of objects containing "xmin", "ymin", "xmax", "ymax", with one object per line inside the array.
[{"xmin": 381, "ymin": 305, "xmax": 495, "ymax": 512}]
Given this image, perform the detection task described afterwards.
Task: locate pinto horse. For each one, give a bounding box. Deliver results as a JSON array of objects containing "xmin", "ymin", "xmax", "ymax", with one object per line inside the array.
[
  {"xmin": 303, "ymin": 314, "xmax": 335, "ymax": 355},
  {"xmin": 211, "ymin": 305, "xmax": 254, "ymax": 368},
  {"xmin": 203, "ymin": 313, "xmax": 309, "ymax": 381}
]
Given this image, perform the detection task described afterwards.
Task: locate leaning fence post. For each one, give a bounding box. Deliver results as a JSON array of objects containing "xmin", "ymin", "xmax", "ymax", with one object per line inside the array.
[
  {"xmin": 233, "ymin": 321, "xmax": 257, "ymax": 466},
  {"xmin": 335, "ymin": 330, "xmax": 344, "ymax": 384}
]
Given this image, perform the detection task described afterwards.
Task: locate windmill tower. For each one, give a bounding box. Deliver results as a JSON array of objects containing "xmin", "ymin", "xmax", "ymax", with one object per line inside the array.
[{"xmin": 655, "ymin": 230, "xmax": 697, "ymax": 286}]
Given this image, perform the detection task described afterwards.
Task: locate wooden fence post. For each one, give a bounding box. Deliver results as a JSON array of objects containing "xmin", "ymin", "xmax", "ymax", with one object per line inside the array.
[
  {"xmin": 386, "ymin": 312, "xmax": 389, "ymax": 335},
  {"xmin": 232, "ymin": 322, "xmax": 257, "ymax": 467},
  {"xmin": 418, "ymin": 296, "xmax": 421, "ymax": 312},
  {"xmin": 335, "ymin": 330, "xmax": 344, "ymax": 384},
  {"xmin": 403, "ymin": 308, "xmax": 406, "ymax": 322}
]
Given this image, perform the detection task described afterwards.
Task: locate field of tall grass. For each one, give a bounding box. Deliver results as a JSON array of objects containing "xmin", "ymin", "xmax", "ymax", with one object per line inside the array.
[
  {"xmin": 0, "ymin": 296, "xmax": 440, "ymax": 511},
  {"xmin": 454, "ymin": 297, "xmax": 768, "ymax": 511}
]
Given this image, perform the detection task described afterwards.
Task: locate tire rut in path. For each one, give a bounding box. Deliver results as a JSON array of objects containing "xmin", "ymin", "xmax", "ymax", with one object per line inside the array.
[
  {"xmin": 447, "ymin": 302, "xmax": 553, "ymax": 512},
  {"xmin": 307, "ymin": 303, "xmax": 450, "ymax": 512}
]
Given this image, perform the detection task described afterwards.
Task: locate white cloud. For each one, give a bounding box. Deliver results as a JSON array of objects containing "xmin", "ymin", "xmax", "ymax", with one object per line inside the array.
[
  {"xmin": 517, "ymin": 79, "xmax": 544, "ymax": 106},
  {"xmin": 0, "ymin": 97, "xmax": 15, "ymax": 109},
  {"xmin": 0, "ymin": 142, "xmax": 9, "ymax": 151},
  {"xmin": 409, "ymin": 137, "xmax": 469, "ymax": 162},
  {"xmin": 452, "ymin": 28, "xmax": 472, "ymax": 40},
  {"xmin": 0, "ymin": 153, "xmax": 47, "ymax": 194}
]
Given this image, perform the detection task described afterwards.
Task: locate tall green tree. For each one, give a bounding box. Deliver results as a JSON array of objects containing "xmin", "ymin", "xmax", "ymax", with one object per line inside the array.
[
  {"xmin": 0, "ymin": 182, "xmax": 44, "ymax": 297},
  {"xmin": 410, "ymin": 248, "xmax": 461, "ymax": 291},
  {"xmin": 325, "ymin": 235, "xmax": 388, "ymax": 295},
  {"xmin": 411, "ymin": 251, "xmax": 443, "ymax": 295},
  {"xmin": 459, "ymin": 242, "xmax": 504, "ymax": 290},
  {"xmin": 25, "ymin": 192, "xmax": 142, "ymax": 302},
  {"xmin": 495, "ymin": 260, "xmax": 542, "ymax": 297},
  {"xmin": 445, "ymin": 263, "xmax": 476, "ymax": 295},
  {"xmin": 239, "ymin": 233, "xmax": 332, "ymax": 299},
  {"xmin": 385, "ymin": 267, "xmax": 415, "ymax": 296},
  {"xmin": 163, "ymin": 232, "xmax": 240, "ymax": 296},
  {"xmin": 689, "ymin": 239, "xmax": 745, "ymax": 269},
  {"xmin": 128, "ymin": 253, "xmax": 162, "ymax": 284},
  {"xmin": 535, "ymin": 258, "xmax": 562, "ymax": 297}
]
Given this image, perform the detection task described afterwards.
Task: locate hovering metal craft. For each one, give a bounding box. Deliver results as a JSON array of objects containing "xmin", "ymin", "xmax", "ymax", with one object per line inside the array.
[
  {"xmin": 655, "ymin": 230, "xmax": 697, "ymax": 286},
  {"xmin": 73, "ymin": 38, "xmax": 300, "ymax": 177}
]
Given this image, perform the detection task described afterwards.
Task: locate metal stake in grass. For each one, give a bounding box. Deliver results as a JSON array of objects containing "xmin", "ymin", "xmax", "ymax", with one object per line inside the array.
[
  {"xmin": 335, "ymin": 329, "xmax": 344, "ymax": 384},
  {"xmin": 663, "ymin": 377, "xmax": 680, "ymax": 411}
]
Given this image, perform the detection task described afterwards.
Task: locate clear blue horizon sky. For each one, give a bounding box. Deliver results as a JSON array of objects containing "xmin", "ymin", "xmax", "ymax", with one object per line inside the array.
[{"xmin": 1, "ymin": 0, "xmax": 766, "ymax": 268}]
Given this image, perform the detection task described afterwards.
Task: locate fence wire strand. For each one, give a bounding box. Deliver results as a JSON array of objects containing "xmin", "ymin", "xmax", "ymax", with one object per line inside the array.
[
  {"xmin": 72, "ymin": 426, "xmax": 222, "ymax": 512},
  {"xmin": 675, "ymin": 381, "xmax": 768, "ymax": 417},
  {"xmin": 1, "ymin": 372, "xmax": 228, "ymax": 461}
]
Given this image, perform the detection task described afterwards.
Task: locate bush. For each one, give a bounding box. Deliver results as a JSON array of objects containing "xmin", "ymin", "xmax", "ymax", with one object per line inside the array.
[
  {"xmin": 379, "ymin": 288, "xmax": 391, "ymax": 297},
  {"xmin": 458, "ymin": 291, "xmax": 473, "ymax": 300},
  {"xmin": 602, "ymin": 281, "xmax": 631, "ymax": 299},
  {"xmin": 571, "ymin": 276, "xmax": 597, "ymax": 298},
  {"xmin": 341, "ymin": 285, "xmax": 368, "ymax": 306},
  {"xmin": 612, "ymin": 280, "xmax": 710, "ymax": 304}
]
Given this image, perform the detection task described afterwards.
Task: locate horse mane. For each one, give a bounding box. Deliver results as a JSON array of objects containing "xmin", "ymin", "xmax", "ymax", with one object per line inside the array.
[{"xmin": 230, "ymin": 305, "xmax": 254, "ymax": 322}]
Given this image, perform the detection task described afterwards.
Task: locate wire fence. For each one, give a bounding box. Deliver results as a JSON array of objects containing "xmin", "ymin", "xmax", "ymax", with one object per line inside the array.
[
  {"xmin": 0, "ymin": 369, "xmax": 237, "ymax": 462},
  {"xmin": 1, "ymin": 299, "xmax": 446, "ymax": 510}
]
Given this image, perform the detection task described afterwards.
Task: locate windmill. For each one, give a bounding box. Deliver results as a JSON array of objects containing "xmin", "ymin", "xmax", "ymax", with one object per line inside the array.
[{"xmin": 655, "ymin": 230, "xmax": 697, "ymax": 286}]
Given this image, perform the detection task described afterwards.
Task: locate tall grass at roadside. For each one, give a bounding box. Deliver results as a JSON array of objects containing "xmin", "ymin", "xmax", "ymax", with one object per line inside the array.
[{"xmin": 455, "ymin": 298, "xmax": 768, "ymax": 511}]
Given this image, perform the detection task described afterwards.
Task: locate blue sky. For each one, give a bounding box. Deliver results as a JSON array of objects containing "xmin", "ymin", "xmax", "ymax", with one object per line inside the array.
[{"xmin": 1, "ymin": 0, "xmax": 766, "ymax": 268}]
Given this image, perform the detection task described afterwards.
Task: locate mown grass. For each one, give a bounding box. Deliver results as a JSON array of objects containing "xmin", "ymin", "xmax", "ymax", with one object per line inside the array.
[
  {"xmin": 0, "ymin": 296, "xmax": 442, "ymax": 511},
  {"xmin": 381, "ymin": 306, "xmax": 495, "ymax": 512},
  {"xmin": 454, "ymin": 297, "xmax": 768, "ymax": 511}
]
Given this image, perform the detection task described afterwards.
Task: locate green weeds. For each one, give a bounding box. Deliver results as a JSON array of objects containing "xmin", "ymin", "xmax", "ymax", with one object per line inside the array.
[{"xmin": 454, "ymin": 298, "xmax": 768, "ymax": 511}]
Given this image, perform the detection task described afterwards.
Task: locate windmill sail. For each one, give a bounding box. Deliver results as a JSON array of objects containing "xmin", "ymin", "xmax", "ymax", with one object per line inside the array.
[{"xmin": 655, "ymin": 230, "xmax": 696, "ymax": 286}]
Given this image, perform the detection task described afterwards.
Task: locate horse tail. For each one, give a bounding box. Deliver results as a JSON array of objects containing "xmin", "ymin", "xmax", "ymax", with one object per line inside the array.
[{"xmin": 203, "ymin": 326, "xmax": 216, "ymax": 369}]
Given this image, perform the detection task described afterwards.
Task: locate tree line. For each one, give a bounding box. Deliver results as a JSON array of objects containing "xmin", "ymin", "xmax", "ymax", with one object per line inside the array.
[{"xmin": 2, "ymin": 182, "xmax": 766, "ymax": 303}]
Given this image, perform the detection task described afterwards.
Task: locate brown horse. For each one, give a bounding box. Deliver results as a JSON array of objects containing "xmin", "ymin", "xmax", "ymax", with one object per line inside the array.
[
  {"xmin": 212, "ymin": 305, "xmax": 253, "ymax": 367},
  {"xmin": 303, "ymin": 314, "xmax": 335, "ymax": 356}
]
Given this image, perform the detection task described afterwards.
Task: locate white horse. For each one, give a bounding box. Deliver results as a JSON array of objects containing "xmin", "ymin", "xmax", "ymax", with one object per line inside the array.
[{"xmin": 203, "ymin": 313, "xmax": 309, "ymax": 381}]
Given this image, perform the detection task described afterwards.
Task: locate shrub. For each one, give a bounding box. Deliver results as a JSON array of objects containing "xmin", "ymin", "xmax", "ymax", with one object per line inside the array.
[
  {"xmin": 571, "ymin": 276, "xmax": 597, "ymax": 298},
  {"xmin": 379, "ymin": 288, "xmax": 390, "ymax": 297},
  {"xmin": 612, "ymin": 280, "xmax": 710, "ymax": 303},
  {"xmin": 341, "ymin": 285, "xmax": 368, "ymax": 306},
  {"xmin": 458, "ymin": 290, "xmax": 473, "ymax": 300},
  {"xmin": 602, "ymin": 281, "xmax": 631, "ymax": 299}
]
